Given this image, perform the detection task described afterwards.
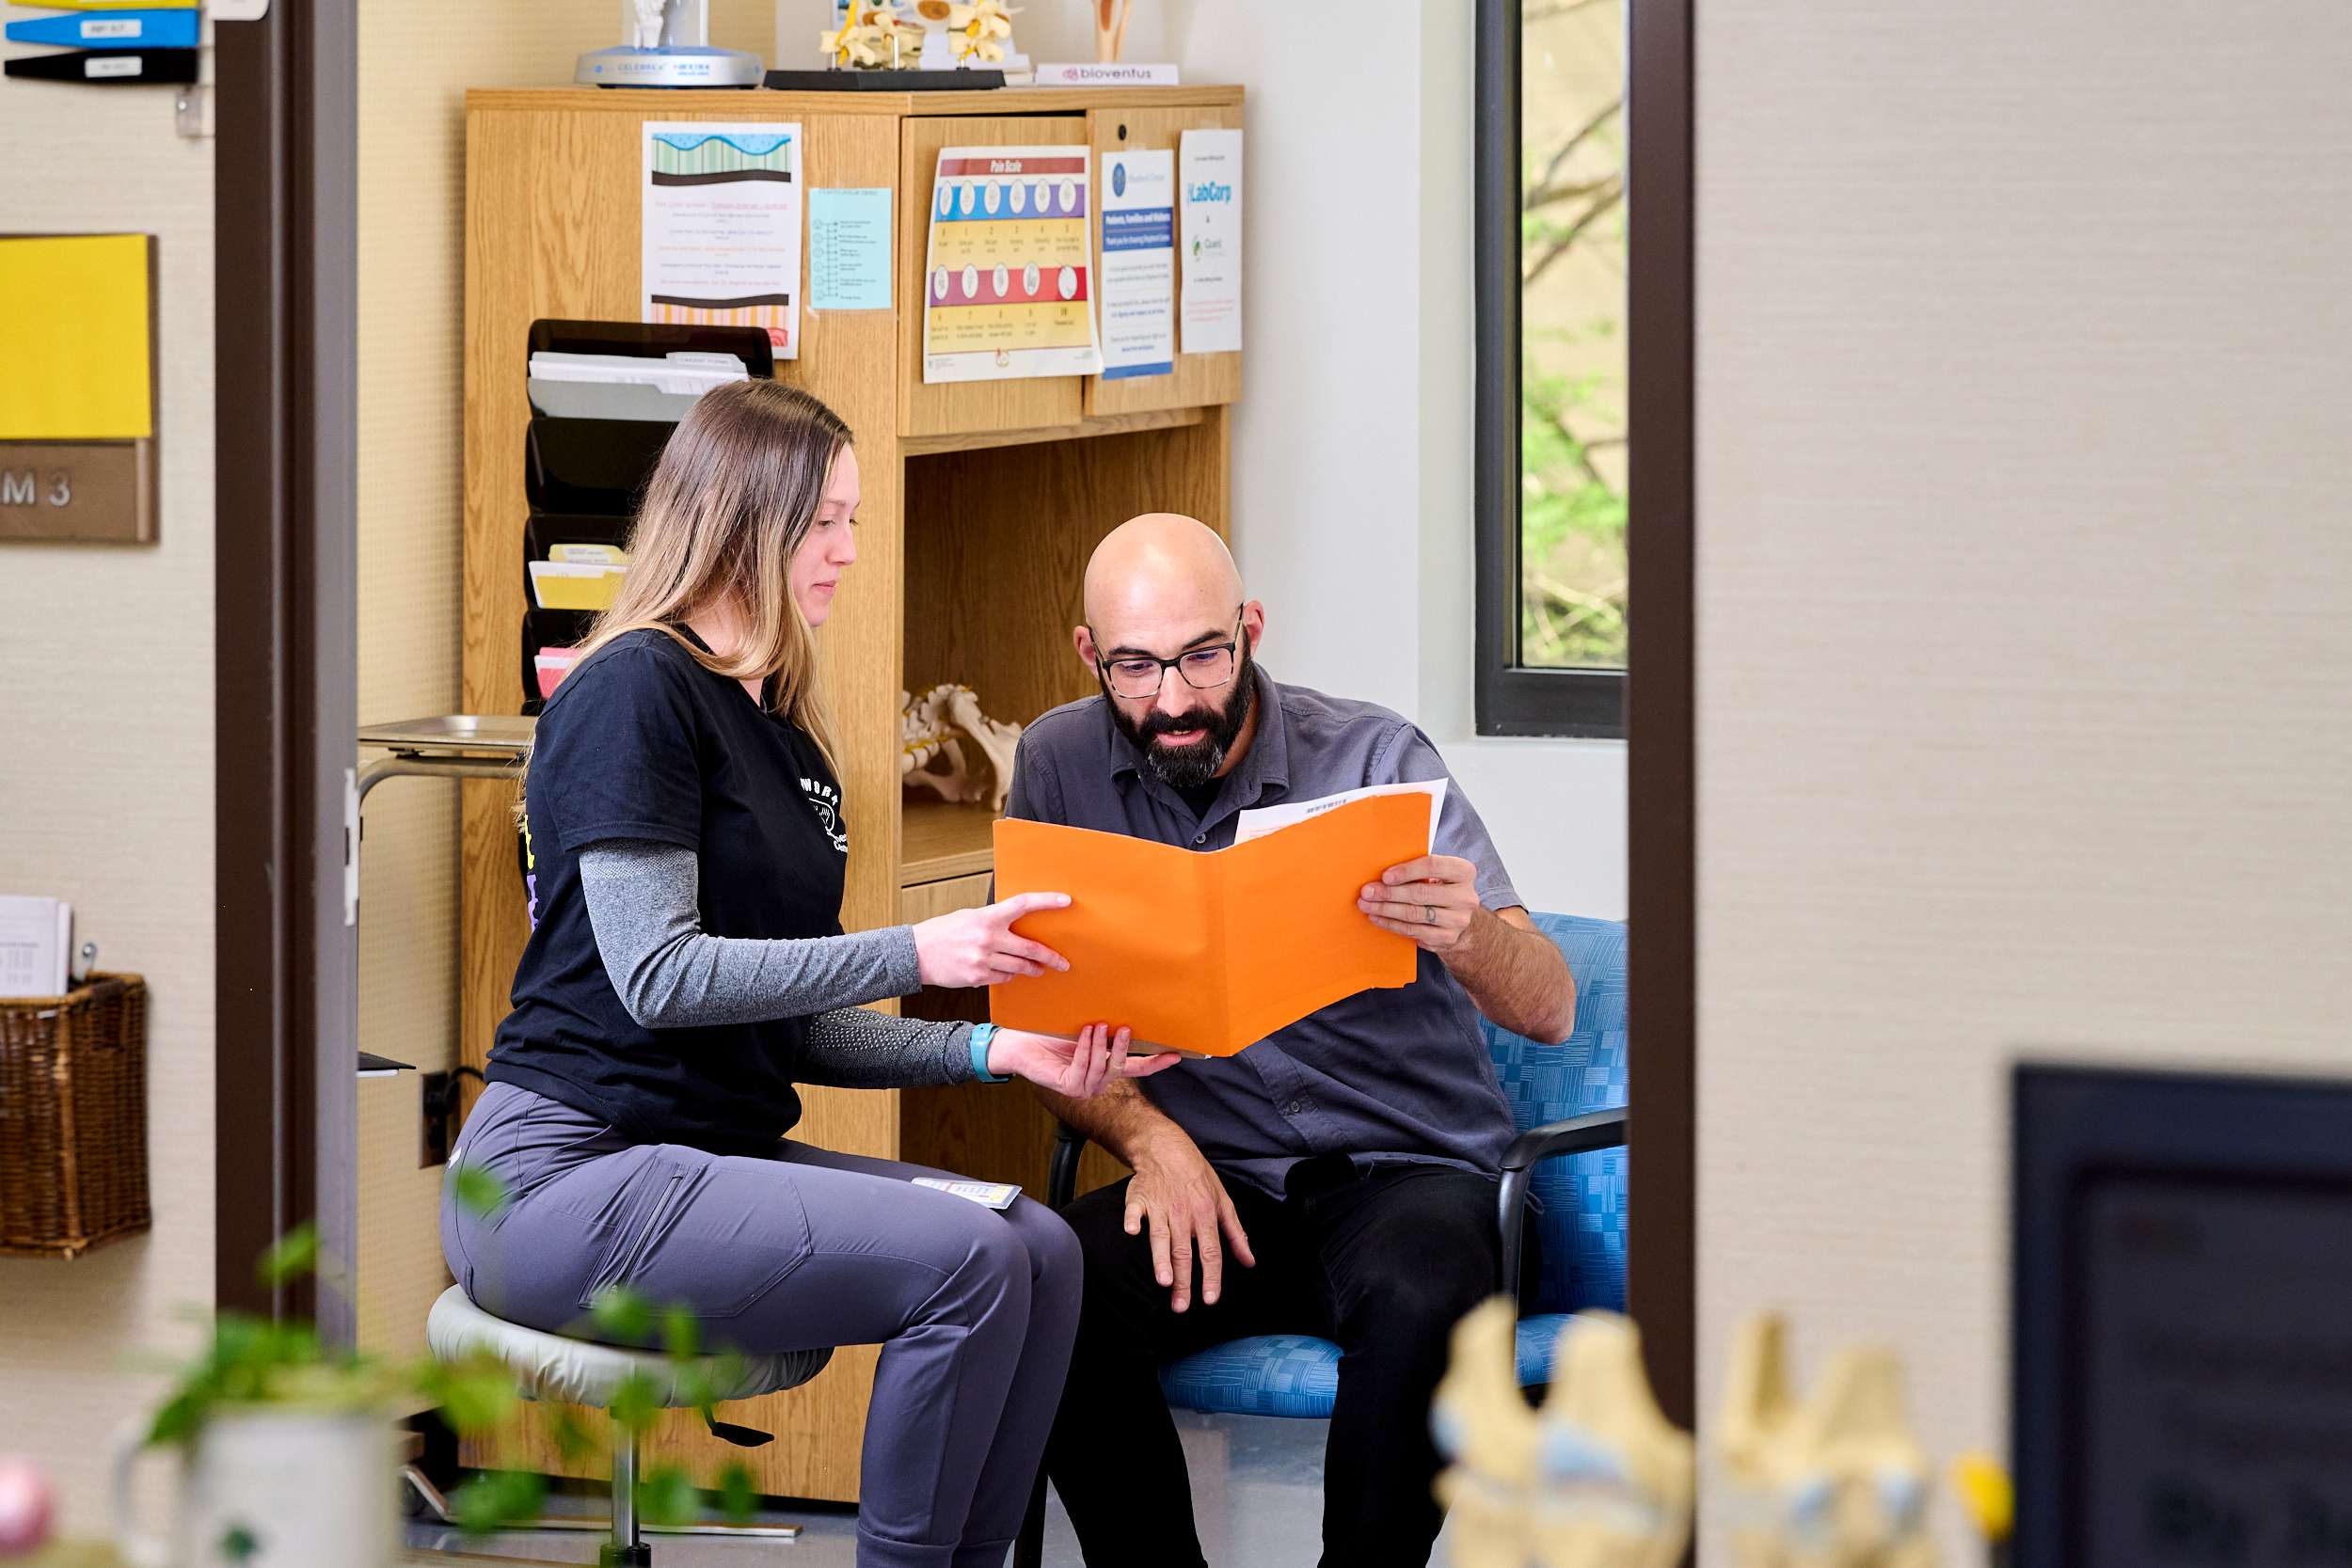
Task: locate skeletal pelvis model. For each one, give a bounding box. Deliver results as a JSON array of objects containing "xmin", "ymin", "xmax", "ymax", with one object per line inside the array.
[
  {"xmin": 1717, "ymin": 1315, "xmax": 1937, "ymax": 1568},
  {"xmin": 900, "ymin": 685, "xmax": 1024, "ymax": 815},
  {"xmin": 1433, "ymin": 1303, "xmax": 1695, "ymax": 1568}
]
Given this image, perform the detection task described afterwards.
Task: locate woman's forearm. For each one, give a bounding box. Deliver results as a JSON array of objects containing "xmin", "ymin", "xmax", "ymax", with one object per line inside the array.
[
  {"xmin": 580, "ymin": 837, "xmax": 921, "ymax": 1028},
  {"xmin": 796, "ymin": 1006, "xmax": 976, "ymax": 1088}
]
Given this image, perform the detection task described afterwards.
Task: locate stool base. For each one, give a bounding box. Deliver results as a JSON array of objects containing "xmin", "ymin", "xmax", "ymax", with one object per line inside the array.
[{"xmin": 401, "ymin": 1465, "xmax": 806, "ymax": 1542}]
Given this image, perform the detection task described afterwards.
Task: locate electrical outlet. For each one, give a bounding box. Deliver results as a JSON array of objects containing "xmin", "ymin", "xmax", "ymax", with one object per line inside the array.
[{"xmin": 420, "ymin": 1070, "xmax": 453, "ymax": 1168}]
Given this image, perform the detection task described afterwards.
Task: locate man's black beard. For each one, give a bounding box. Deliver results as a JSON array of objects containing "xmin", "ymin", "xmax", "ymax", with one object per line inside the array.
[{"xmin": 1104, "ymin": 644, "xmax": 1257, "ymax": 791}]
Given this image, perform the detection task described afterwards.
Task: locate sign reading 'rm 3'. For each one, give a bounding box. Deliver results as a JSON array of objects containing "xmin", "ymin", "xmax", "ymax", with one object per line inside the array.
[
  {"xmin": 0, "ymin": 443, "xmax": 154, "ymax": 544},
  {"xmin": 1, "ymin": 469, "xmax": 75, "ymax": 509}
]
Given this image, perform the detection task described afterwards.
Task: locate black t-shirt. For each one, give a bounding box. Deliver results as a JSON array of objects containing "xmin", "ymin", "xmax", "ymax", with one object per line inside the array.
[{"xmin": 486, "ymin": 626, "xmax": 850, "ymax": 1153}]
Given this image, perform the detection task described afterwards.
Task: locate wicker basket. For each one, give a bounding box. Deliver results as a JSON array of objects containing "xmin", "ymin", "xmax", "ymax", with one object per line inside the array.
[{"xmin": 0, "ymin": 973, "xmax": 151, "ymax": 1259}]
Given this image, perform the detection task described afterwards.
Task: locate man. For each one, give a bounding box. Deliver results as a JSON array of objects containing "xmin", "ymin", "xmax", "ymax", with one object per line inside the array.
[{"xmin": 1011, "ymin": 514, "xmax": 1577, "ymax": 1568}]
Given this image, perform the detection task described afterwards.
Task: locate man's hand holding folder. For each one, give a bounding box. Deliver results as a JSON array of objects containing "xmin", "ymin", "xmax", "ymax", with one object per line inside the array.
[{"xmin": 988, "ymin": 793, "xmax": 1430, "ymax": 1056}]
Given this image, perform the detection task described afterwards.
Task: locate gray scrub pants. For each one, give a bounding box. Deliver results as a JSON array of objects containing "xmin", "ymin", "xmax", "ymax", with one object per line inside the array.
[{"xmin": 440, "ymin": 1080, "xmax": 1082, "ymax": 1568}]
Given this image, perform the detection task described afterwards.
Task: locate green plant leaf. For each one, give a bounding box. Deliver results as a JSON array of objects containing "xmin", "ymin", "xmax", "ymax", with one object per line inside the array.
[
  {"xmin": 450, "ymin": 1163, "xmax": 510, "ymax": 1219},
  {"xmin": 217, "ymin": 1522, "xmax": 262, "ymax": 1562},
  {"xmin": 607, "ymin": 1370, "xmax": 662, "ymax": 1437},
  {"xmin": 146, "ymin": 1387, "xmax": 209, "ymax": 1449},
  {"xmin": 209, "ymin": 1312, "xmax": 268, "ymax": 1371},
  {"xmin": 673, "ymin": 1365, "xmax": 715, "ymax": 1423},
  {"xmin": 717, "ymin": 1462, "xmax": 757, "ymax": 1526},
  {"xmin": 587, "ymin": 1285, "xmax": 654, "ymax": 1345},
  {"xmin": 420, "ymin": 1354, "xmax": 519, "ymax": 1434},
  {"xmin": 635, "ymin": 1465, "xmax": 698, "ymax": 1528},
  {"xmin": 660, "ymin": 1304, "xmax": 700, "ymax": 1362},
  {"xmin": 453, "ymin": 1469, "xmax": 547, "ymax": 1536},
  {"xmin": 256, "ymin": 1225, "xmax": 320, "ymax": 1288},
  {"xmin": 550, "ymin": 1405, "xmax": 600, "ymax": 1466}
]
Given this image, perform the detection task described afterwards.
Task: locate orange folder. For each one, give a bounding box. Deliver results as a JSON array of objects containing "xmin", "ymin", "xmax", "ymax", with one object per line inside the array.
[{"xmin": 989, "ymin": 793, "xmax": 1426, "ymax": 1056}]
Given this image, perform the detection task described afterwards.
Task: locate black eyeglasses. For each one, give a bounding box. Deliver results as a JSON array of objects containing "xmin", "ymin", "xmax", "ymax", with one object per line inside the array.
[{"xmin": 1094, "ymin": 609, "xmax": 1246, "ymax": 700}]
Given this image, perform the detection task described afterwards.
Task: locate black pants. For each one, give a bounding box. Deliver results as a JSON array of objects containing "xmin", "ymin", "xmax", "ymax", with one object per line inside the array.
[{"xmin": 1044, "ymin": 1157, "xmax": 1530, "ymax": 1568}]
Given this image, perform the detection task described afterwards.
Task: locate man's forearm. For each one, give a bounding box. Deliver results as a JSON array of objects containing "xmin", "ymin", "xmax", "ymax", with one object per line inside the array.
[
  {"xmin": 1445, "ymin": 911, "xmax": 1577, "ymax": 1043},
  {"xmin": 1033, "ymin": 1076, "xmax": 1188, "ymax": 1165}
]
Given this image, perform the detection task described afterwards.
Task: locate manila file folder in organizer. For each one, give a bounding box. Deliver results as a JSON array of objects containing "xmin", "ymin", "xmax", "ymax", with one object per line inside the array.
[{"xmin": 990, "ymin": 794, "xmax": 1425, "ymax": 1057}]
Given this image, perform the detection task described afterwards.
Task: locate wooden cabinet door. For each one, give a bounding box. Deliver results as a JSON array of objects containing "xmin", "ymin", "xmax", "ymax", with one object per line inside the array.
[{"xmin": 899, "ymin": 869, "xmax": 995, "ymax": 924}]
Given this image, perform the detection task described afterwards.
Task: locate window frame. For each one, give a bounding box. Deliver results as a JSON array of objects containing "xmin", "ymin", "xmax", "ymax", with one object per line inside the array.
[{"xmin": 1474, "ymin": 0, "xmax": 1628, "ymax": 739}]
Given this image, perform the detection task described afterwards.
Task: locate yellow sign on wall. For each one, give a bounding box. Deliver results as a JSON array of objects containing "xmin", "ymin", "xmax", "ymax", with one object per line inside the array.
[{"xmin": 0, "ymin": 233, "xmax": 154, "ymax": 441}]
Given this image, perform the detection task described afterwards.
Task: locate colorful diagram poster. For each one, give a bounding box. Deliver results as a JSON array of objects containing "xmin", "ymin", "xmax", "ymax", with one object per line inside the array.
[
  {"xmin": 1098, "ymin": 149, "xmax": 1176, "ymax": 380},
  {"xmin": 642, "ymin": 122, "xmax": 803, "ymax": 357},
  {"xmin": 922, "ymin": 146, "xmax": 1104, "ymax": 384}
]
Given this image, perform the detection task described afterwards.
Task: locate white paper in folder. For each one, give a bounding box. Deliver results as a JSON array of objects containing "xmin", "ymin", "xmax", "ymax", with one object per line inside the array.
[
  {"xmin": 0, "ymin": 895, "xmax": 72, "ymax": 997},
  {"xmin": 525, "ymin": 350, "xmax": 748, "ymax": 421},
  {"xmin": 1230, "ymin": 780, "xmax": 1445, "ymax": 851}
]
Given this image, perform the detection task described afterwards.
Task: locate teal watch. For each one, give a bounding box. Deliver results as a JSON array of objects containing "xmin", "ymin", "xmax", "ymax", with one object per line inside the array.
[{"xmin": 969, "ymin": 1022, "xmax": 1009, "ymax": 1084}]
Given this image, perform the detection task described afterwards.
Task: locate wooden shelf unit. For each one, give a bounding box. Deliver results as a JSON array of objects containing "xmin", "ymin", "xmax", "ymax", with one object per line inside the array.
[
  {"xmin": 459, "ymin": 83, "xmax": 1238, "ymax": 1504},
  {"xmin": 900, "ymin": 800, "xmax": 998, "ymax": 887}
]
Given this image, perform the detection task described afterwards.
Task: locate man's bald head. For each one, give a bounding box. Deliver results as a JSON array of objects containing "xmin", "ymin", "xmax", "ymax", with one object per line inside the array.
[
  {"xmin": 1083, "ymin": 514, "xmax": 1242, "ymax": 632},
  {"xmin": 1074, "ymin": 513, "xmax": 1267, "ymax": 788}
]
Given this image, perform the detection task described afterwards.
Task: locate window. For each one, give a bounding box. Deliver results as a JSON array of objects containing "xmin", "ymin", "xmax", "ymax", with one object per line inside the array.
[{"xmin": 1477, "ymin": 0, "xmax": 1629, "ymax": 737}]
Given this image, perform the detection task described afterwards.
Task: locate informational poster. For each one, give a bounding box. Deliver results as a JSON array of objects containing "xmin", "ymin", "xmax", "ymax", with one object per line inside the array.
[
  {"xmin": 1178, "ymin": 128, "xmax": 1244, "ymax": 355},
  {"xmin": 2080, "ymin": 1173, "xmax": 2352, "ymax": 1566},
  {"xmin": 808, "ymin": 187, "xmax": 893, "ymax": 311},
  {"xmin": 922, "ymin": 145, "xmax": 1104, "ymax": 384},
  {"xmin": 642, "ymin": 122, "xmax": 803, "ymax": 357},
  {"xmin": 1097, "ymin": 149, "xmax": 1176, "ymax": 380}
]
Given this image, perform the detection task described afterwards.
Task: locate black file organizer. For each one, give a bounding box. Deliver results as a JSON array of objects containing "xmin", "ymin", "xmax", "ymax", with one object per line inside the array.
[
  {"xmin": 516, "ymin": 320, "xmax": 774, "ymax": 714},
  {"xmin": 526, "ymin": 318, "xmax": 776, "ymax": 376}
]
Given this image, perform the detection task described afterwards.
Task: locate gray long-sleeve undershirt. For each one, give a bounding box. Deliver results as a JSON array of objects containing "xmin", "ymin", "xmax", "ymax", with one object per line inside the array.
[{"xmin": 577, "ymin": 837, "xmax": 977, "ymax": 1088}]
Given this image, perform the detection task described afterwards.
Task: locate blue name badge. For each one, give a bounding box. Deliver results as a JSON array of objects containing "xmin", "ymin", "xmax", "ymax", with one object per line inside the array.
[{"xmin": 6, "ymin": 8, "xmax": 201, "ymax": 48}]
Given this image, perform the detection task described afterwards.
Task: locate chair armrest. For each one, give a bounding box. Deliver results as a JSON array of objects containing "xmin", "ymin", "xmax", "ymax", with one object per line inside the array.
[
  {"xmin": 1497, "ymin": 1105, "xmax": 1628, "ymax": 1302},
  {"xmin": 1048, "ymin": 1121, "xmax": 1089, "ymax": 1212},
  {"xmin": 1502, "ymin": 1106, "xmax": 1628, "ymax": 1172}
]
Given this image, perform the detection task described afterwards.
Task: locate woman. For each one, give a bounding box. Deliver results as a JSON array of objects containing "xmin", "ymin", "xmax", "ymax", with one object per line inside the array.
[{"xmin": 443, "ymin": 379, "xmax": 1170, "ymax": 1568}]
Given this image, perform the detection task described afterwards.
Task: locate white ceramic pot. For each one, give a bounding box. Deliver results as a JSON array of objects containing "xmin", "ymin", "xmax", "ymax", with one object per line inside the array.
[{"xmin": 113, "ymin": 1410, "xmax": 397, "ymax": 1568}]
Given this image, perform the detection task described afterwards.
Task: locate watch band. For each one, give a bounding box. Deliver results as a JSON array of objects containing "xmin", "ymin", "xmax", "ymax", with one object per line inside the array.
[{"xmin": 969, "ymin": 1022, "xmax": 1009, "ymax": 1084}]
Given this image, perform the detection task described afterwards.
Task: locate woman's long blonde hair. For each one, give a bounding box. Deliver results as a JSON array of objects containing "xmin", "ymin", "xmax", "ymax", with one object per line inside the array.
[
  {"xmin": 513, "ymin": 383, "xmax": 856, "ymax": 832},
  {"xmin": 568, "ymin": 378, "xmax": 853, "ymax": 768}
]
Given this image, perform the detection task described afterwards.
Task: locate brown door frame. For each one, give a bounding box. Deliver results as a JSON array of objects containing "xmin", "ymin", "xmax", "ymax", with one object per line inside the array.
[
  {"xmin": 206, "ymin": 0, "xmax": 1692, "ymax": 1399},
  {"xmin": 214, "ymin": 0, "xmax": 360, "ymax": 1335},
  {"xmin": 1476, "ymin": 0, "xmax": 1697, "ymax": 1433},
  {"xmin": 1625, "ymin": 0, "xmax": 1698, "ymax": 1433}
]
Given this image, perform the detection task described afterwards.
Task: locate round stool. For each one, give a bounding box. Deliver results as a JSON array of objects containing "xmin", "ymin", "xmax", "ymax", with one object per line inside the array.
[{"xmin": 420, "ymin": 1284, "xmax": 833, "ymax": 1565}]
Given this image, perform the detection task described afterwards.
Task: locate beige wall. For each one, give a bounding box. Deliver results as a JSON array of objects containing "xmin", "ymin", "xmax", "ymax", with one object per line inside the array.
[
  {"xmin": 348, "ymin": 0, "xmax": 782, "ymax": 1364},
  {"xmin": 0, "ymin": 81, "xmax": 215, "ymax": 1535},
  {"xmin": 1695, "ymin": 1, "xmax": 2352, "ymax": 1558}
]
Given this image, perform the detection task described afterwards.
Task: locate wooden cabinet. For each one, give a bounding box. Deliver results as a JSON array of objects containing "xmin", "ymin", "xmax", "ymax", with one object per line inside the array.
[{"xmin": 459, "ymin": 83, "xmax": 1237, "ymax": 1504}]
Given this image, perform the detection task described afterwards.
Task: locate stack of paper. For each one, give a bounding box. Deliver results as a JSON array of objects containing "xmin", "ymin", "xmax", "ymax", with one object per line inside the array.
[
  {"xmin": 547, "ymin": 542, "xmax": 628, "ymax": 566},
  {"xmin": 0, "ymin": 895, "xmax": 72, "ymax": 997},
  {"xmin": 526, "ymin": 350, "xmax": 748, "ymax": 422}
]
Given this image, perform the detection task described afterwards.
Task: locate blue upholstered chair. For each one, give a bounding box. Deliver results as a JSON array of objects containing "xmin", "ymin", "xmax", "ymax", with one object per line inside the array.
[{"xmin": 1012, "ymin": 913, "xmax": 1629, "ymax": 1567}]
